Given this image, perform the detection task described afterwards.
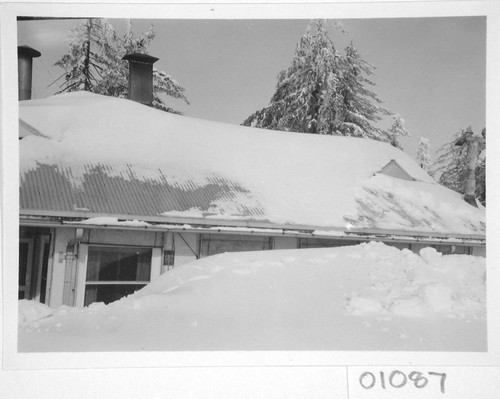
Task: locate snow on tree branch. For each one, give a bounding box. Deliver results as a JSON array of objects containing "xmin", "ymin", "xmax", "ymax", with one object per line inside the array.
[
  {"xmin": 242, "ymin": 19, "xmax": 399, "ymax": 146},
  {"xmin": 431, "ymin": 127, "xmax": 486, "ymax": 206},
  {"xmin": 416, "ymin": 137, "xmax": 432, "ymax": 172},
  {"xmin": 54, "ymin": 18, "xmax": 189, "ymax": 114}
]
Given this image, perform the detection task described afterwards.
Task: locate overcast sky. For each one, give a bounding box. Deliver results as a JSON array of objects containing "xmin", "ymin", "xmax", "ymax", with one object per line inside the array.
[{"xmin": 17, "ymin": 17, "xmax": 486, "ymax": 159}]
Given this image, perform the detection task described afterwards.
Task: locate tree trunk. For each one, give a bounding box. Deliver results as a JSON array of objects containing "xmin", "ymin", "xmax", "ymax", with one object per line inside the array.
[
  {"xmin": 464, "ymin": 139, "xmax": 480, "ymax": 207},
  {"xmin": 83, "ymin": 19, "xmax": 92, "ymax": 91}
]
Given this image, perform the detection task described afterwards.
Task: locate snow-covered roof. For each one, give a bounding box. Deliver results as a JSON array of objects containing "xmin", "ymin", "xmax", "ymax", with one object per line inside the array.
[{"xmin": 19, "ymin": 92, "xmax": 485, "ymax": 239}]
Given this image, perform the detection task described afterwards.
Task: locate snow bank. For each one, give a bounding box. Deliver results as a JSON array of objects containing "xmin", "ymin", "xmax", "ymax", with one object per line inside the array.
[
  {"xmin": 345, "ymin": 244, "xmax": 485, "ymax": 319},
  {"xmin": 18, "ymin": 242, "xmax": 486, "ymax": 352},
  {"xmin": 18, "ymin": 300, "xmax": 54, "ymax": 327}
]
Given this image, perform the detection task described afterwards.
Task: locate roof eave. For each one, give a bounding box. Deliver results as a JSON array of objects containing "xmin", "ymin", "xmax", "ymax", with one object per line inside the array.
[
  {"xmin": 18, "ymin": 209, "xmax": 343, "ymax": 233},
  {"xmin": 20, "ymin": 210, "xmax": 486, "ymax": 244},
  {"xmin": 347, "ymin": 227, "xmax": 485, "ymax": 242}
]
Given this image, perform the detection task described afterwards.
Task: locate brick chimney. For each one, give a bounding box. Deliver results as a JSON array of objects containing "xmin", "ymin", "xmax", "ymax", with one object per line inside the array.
[
  {"xmin": 122, "ymin": 53, "xmax": 159, "ymax": 106},
  {"xmin": 18, "ymin": 45, "xmax": 41, "ymax": 101}
]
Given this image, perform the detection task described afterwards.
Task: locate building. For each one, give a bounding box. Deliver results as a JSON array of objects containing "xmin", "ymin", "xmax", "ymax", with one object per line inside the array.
[{"xmin": 18, "ymin": 48, "xmax": 485, "ymax": 308}]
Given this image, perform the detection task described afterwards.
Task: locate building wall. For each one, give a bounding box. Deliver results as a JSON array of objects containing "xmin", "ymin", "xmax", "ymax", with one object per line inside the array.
[
  {"xmin": 173, "ymin": 232, "xmax": 199, "ymax": 266},
  {"xmin": 49, "ymin": 227, "xmax": 76, "ymax": 307},
  {"xmin": 472, "ymin": 246, "xmax": 486, "ymax": 257},
  {"xmin": 386, "ymin": 242, "xmax": 411, "ymax": 250},
  {"xmin": 29, "ymin": 226, "xmax": 485, "ymax": 308},
  {"xmin": 273, "ymin": 236, "xmax": 298, "ymax": 250}
]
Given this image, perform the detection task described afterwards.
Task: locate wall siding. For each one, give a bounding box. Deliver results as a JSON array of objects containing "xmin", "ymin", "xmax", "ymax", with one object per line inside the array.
[
  {"xmin": 173, "ymin": 232, "xmax": 199, "ymax": 266},
  {"xmin": 50, "ymin": 228, "xmax": 76, "ymax": 307}
]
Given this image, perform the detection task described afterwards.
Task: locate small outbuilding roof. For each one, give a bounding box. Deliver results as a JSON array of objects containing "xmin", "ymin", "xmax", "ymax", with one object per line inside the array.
[{"xmin": 19, "ymin": 92, "xmax": 485, "ymax": 239}]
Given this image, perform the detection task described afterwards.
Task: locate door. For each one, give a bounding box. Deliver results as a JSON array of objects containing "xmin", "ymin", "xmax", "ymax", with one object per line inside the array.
[
  {"xmin": 35, "ymin": 236, "xmax": 51, "ymax": 303},
  {"xmin": 19, "ymin": 238, "xmax": 34, "ymax": 299}
]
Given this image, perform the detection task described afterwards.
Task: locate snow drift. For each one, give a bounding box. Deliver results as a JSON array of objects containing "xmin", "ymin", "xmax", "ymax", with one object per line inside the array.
[{"xmin": 18, "ymin": 242, "xmax": 486, "ymax": 352}]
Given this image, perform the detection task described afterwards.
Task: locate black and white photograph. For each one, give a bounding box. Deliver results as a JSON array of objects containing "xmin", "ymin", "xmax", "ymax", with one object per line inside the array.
[
  {"xmin": 13, "ymin": 13, "xmax": 488, "ymax": 353},
  {"xmin": 2, "ymin": 2, "xmax": 500, "ymax": 397}
]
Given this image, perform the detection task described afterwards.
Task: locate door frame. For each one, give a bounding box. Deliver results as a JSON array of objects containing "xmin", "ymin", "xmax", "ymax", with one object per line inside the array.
[
  {"xmin": 19, "ymin": 238, "xmax": 34, "ymax": 299},
  {"xmin": 33, "ymin": 235, "xmax": 51, "ymax": 303}
]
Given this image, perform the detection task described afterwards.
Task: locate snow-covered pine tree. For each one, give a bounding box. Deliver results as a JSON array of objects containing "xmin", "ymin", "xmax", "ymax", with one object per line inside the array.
[
  {"xmin": 338, "ymin": 42, "xmax": 391, "ymax": 141},
  {"xmin": 243, "ymin": 21, "xmax": 339, "ymax": 134},
  {"xmin": 432, "ymin": 127, "xmax": 486, "ymax": 205},
  {"xmin": 475, "ymin": 154, "xmax": 486, "ymax": 206},
  {"xmin": 54, "ymin": 19, "xmax": 114, "ymax": 93},
  {"xmin": 54, "ymin": 18, "xmax": 188, "ymax": 113},
  {"xmin": 416, "ymin": 137, "xmax": 432, "ymax": 172},
  {"xmin": 243, "ymin": 20, "xmax": 392, "ymax": 143},
  {"xmin": 388, "ymin": 114, "xmax": 410, "ymax": 149}
]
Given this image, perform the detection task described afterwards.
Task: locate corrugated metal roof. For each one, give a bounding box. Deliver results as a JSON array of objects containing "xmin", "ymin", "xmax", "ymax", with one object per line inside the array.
[{"xmin": 20, "ymin": 163, "xmax": 265, "ymax": 220}]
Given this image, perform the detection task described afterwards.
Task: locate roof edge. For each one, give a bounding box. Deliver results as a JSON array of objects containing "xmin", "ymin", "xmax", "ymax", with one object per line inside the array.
[
  {"xmin": 348, "ymin": 227, "xmax": 485, "ymax": 242},
  {"xmin": 19, "ymin": 209, "xmax": 342, "ymax": 233},
  {"xmin": 20, "ymin": 210, "xmax": 486, "ymax": 243},
  {"xmin": 19, "ymin": 217, "xmax": 485, "ymax": 246}
]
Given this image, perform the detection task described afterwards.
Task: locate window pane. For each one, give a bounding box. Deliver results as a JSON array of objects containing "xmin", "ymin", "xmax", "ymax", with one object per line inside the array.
[
  {"xmin": 84, "ymin": 284, "xmax": 146, "ymax": 306},
  {"xmin": 201, "ymin": 234, "xmax": 270, "ymax": 257},
  {"xmin": 438, "ymin": 245, "xmax": 452, "ymax": 255},
  {"xmin": 86, "ymin": 249, "xmax": 101, "ymax": 281},
  {"xmin": 453, "ymin": 246, "xmax": 469, "ymax": 255},
  {"xmin": 86, "ymin": 247, "xmax": 152, "ymax": 282},
  {"xmin": 300, "ymin": 238, "xmax": 360, "ymax": 248}
]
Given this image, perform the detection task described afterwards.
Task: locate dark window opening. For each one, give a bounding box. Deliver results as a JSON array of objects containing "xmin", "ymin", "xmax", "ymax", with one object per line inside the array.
[{"xmin": 84, "ymin": 246, "xmax": 152, "ymax": 306}]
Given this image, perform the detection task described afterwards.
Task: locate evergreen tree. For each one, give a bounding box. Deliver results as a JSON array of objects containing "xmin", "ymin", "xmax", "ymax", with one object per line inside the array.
[
  {"xmin": 432, "ymin": 127, "xmax": 485, "ymax": 205},
  {"xmin": 243, "ymin": 20, "xmax": 396, "ymax": 144},
  {"xmin": 54, "ymin": 18, "xmax": 112, "ymax": 93},
  {"xmin": 338, "ymin": 42, "xmax": 391, "ymax": 141},
  {"xmin": 243, "ymin": 21, "xmax": 341, "ymax": 134},
  {"xmin": 416, "ymin": 137, "xmax": 432, "ymax": 172},
  {"xmin": 388, "ymin": 114, "xmax": 410, "ymax": 149},
  {"xmin": 54, "ymin": 18, "xmax": 188, "ymax": 113}
]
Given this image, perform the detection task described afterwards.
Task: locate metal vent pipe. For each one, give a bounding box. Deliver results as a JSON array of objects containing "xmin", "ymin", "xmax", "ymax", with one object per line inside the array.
[
  {"xmin": 18, "ymin": 45, "xmax": 41, "ymax": 101},
  {"xmin": 122, "ymin": 53, "xmax": 159, "ymax": 106}
]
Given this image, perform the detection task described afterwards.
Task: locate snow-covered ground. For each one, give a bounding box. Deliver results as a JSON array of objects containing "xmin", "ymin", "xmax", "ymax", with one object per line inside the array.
[{"xmin": 18, "ymin": 242, "xmax": 486, "ymax": 352}]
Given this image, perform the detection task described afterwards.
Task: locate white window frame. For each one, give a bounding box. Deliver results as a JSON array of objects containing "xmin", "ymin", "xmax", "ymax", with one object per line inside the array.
[{"xmin": 76, "ymin": 243, "xmax": 161, "ymax": 308}]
